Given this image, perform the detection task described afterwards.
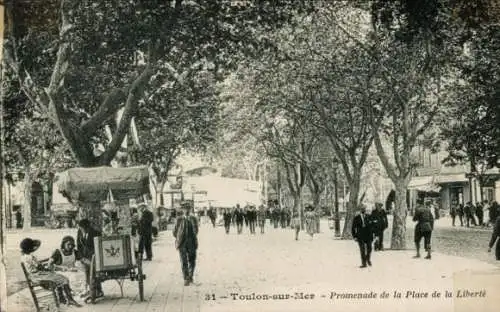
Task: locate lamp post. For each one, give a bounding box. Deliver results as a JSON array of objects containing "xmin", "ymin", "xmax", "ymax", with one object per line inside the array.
[{"xmin": 332, "ymin": 161, "xmax": 340, "ymax": 237}]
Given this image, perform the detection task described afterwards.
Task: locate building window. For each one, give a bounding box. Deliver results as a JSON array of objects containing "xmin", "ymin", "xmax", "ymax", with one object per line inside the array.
[{"xmin": 483, "ymin": 188, "xmax": 495, "ymax": 202}]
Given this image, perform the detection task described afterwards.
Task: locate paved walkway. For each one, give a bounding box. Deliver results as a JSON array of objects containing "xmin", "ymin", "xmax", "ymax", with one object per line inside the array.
[{"xmin": 6, "ymin": 220, "xmax": 500, "ymax": 312}]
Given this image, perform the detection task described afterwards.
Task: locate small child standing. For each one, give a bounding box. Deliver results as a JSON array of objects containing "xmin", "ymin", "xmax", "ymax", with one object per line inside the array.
[
  {"xmin": 290, "ymin": 211, "xmax": 301, "ymax": 240},
  {"xmin": 20, "ymin": 237, "xmax": 82, "ymax": 307}
]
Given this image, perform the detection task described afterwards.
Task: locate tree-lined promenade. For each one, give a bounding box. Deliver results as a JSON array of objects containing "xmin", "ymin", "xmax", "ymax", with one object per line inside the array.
[
  {"xmin": 2, "ymin": 1, "xmax": 499, "ymax": 253},
  {"xmin": 5, "ymin": 218, "xmax": 500, "ymax": 312}
]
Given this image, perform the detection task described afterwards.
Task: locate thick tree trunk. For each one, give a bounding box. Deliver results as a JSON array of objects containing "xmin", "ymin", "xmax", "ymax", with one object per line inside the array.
[
  {"xmin": 342, "ymin": 178, "xmax": 360, "ymax": 240},
  {"xmin": 292, "ymin": 191, "xmax": 303, "ymax": 229},
  {"xmin": 23, "ymin": 167, "xmax": 32, "ymax": 230},
  {"xmin": 159, "ymin": 180, "xmax": 166, "ymax": 206},
  {"xmin": 390, "ymin": 182, "xmax": 408, "ymax": 250}
]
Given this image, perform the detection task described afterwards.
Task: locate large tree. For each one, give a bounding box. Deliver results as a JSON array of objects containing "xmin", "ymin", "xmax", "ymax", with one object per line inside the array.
[
  {"xmin": 249, "ymin": 5, "xmax": 382, "ymax": 238},
  {"xmin": 365, "ymin": 0, "xmax": 460, "ymax": 249},
  {"xmin": 4, "ymin": 0, "xmax": 304, "ymax": 226}
]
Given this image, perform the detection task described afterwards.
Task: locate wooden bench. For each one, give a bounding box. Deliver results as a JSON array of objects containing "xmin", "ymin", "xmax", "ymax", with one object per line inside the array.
[{"xmin": 21, "ymin": 263, "xmax": 60, "ymax": 311}]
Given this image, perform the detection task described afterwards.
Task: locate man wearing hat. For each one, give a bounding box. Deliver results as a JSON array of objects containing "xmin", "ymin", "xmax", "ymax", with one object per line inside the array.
[
  {"xmin": 138, "ymin": 204, "xmax": 154, "ymax": 261},
  {"xmin": 351, "ymin": 204, "xmax": 375, "ymax": 268},
  {"xmin": 371, "ymin": 202, "xmax": 388, "ymax": 251},
  {"xmin": 173, "ymin": 202, "xmax": 199, "ymax": 286}
]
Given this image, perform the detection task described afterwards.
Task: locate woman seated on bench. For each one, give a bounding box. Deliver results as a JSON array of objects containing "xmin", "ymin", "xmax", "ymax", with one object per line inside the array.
[
  {"xmin": 20, "ymin": 237, "xmax": 82, "ymax": 307},
  {"xmin": 49, "ymin": 236, "xmax": 87, "ymax": 296}
]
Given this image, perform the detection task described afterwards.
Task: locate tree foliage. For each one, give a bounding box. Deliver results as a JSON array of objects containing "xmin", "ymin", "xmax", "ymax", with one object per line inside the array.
[{"xmin": 4, "ymin": 0, "xmax": 307, "ymax": 168}]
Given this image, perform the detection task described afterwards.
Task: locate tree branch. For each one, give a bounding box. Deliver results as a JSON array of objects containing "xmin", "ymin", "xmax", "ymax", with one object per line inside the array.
[
  {"xmin": 97, "ymin": 63, "xmax": 154, "ymax": 165},
  {"xmin": 80, "ymin": 88, "xmax": 127, "ymax": 135}
]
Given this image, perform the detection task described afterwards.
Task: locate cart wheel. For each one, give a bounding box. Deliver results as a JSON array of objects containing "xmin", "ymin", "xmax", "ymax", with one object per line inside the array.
[
  {"xmin": 89, "ymin": 255, "xmax": 96, "ymax": 304},
  {"xmin": 137, "ymin": 258, "xmax": 144, "ymax": 301}
]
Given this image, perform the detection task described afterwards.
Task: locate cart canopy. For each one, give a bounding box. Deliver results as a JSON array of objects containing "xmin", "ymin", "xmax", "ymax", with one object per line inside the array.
[{"xmin": 56, "ymin": 166, "xmax": 150, "ymax": 202}]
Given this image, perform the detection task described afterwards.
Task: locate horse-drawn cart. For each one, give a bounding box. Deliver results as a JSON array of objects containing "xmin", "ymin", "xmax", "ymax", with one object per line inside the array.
[{"xmin": 56, "ymin": 166, "xmax": 151, "ymax": 303}]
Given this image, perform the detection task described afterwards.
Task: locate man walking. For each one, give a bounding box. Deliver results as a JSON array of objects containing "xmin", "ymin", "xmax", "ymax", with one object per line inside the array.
[
  {"xmin": 457, "ymin": 204, "xmax": 464, "ymax": 226},
  {"xmin": 413, "ymin": 200, "xmax": 434, "ymax": 259},
  {"xmin": 234, "ymin": 204, "xmax": 245, "ymax": 234},
  {"xmin": 223, "ymin": 208, "xmax": 232, "ymax": 234},
  {"xmin": 138, "ymin": 204, "xmax": 154, "ymax": 261},
  {"xmin": 488, "ymin": 213, "xmax": 500, "ymax": 260},
  {"xmin": 173, "ymin": 202, "xmax": 199, "ymax": 286},
  {"xmin": 464, "ymin": 202, "xmax": 477, "ymax": 227},
  {"xmin": 257, "ymin": 205, "xmax": 267, "ymax": 234},
  {"xmin": 208, "ymin": 207, "xmax": 217, "ymax": 228},
  {"xmin": 371, "ymin": 202, "xmax": 388, "ymax": 251},
  {"xmin": 351, "ymin": 205, "xmax": 375, "ymax": 268},
  {"xmin": 248, "ymin": 205, "xmax": 257, "ymax": 234},
  {"xmin": 450, "ymin": 201, "xmax": 457, "ymax": 227}
]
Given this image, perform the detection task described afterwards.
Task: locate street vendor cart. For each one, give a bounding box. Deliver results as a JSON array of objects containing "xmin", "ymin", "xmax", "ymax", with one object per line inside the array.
[{"xmin": 56, "ymin": 166, "xmax": 151, "ymax": 303}]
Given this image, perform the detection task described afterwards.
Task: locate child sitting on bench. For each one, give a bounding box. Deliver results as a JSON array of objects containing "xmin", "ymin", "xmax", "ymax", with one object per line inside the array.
[{"xmin": 20, "ymin": 237, "xmax": 82, "ymax": 307}]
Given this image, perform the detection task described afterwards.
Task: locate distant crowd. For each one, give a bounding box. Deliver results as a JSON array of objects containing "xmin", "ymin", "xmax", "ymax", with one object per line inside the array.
[{"xmin": 449, "ymin": 200, "xmax": 500, "ymax": 228}]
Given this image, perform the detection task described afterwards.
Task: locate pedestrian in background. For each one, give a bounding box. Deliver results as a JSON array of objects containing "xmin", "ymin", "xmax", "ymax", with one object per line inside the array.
[
  {"xmin": 475, "ymin": 202, "xmax": 484, "ymax": 226},
  {"xmin": 457, "ymin": 204, "xmax": 464, "ymax": 226},
  {"xmin": 248, "ymin": 205, "xmax": 257, "ymax": 234},
  {"xmin": 174, "ymin": 202, "xmax": 199, "ymax": 286},
  {"xmin": 223, "ymin": 208, "xmax": 232, "ymax": 234},
  {"xmin": 413, "ymin": 200, "xmax": 434, "ymax": 260},
  {"xmin": 371, "ymin": 202, "xmax": 388, "ymax": 251},
  {"xmin": 464, "ymin": 202, "xmax": 477, "ymax": 227},
  {"xmin": 272, "ymin": 208, "xmax": 280, "ymax": 228},
  {"xmin": 257, "ymin": 205, "xmax": 267, "ymax": 234},
  {"xmin": 234, "ymin": 204, "xmax": 245, "ymax": 234},
  {"xmin": 304, "ymin": 205, "xmax": 316, "ymax": 238},
  {"xmin": 488, "ymin": 214, "xmax": 500, "ymax": 260},
  {"xmin": 449, "ymin": 201, "xmax": 457, "ymax": 227},
  {"xmin": 351, "ymin": 205, "xmax": 375, "ymax": 268},
  {"xmin": 138, "ymin": 204, "xmax": 154, "ymax": 261},
  {"xmin": 488, "ymin": 201, "xmax": 498, "ymax": 227}
]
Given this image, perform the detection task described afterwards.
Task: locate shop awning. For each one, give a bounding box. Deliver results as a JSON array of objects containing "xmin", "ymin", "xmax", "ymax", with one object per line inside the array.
[
  {"xmin": 434, "ymin": 174, "xmax": 468, "ymax": 184},
  {"xmin": 56, "ymin": 166, "xmax": 150, "ymax": 202},
  {"xmin": 408, "ymin": 176, "xmax": 441, "ymax": 192}
]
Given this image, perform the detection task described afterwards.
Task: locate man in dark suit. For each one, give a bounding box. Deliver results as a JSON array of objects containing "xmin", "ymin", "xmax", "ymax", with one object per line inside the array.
[
  {"xmin": 371, "ymin": 202, "xmax": 388, "ymax": 251},
  {"xmin": 234, "ymin": 205, "xmax": 245, "ymax": 234},
  {"xmin": 351, "ymin": 205, "xmax": 375, "ymax": 268},
  {"xmin": 413, "ymin": 200, "xmax": 434, "ymax": 259},
  {"xmin": 488, "ymin": 215, "xmax": 500, "ymax": 260},
  {"xmin": 77, "ymin": 218, "xmax": 103, "ymax": 297},
  {"xmin": 223, "ymin": 208, "xmax": 232, "ymax": 234},
  {"xmin": 138, "ymin": 204, "xmax": 154, "ymax": 261},
  {"xmin": 173, "ymin": 202, "xmax": 199, "ymax": 286}
]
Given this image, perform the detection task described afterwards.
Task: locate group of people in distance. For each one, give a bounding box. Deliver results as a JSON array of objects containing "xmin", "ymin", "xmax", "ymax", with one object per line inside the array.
[
  {"xmin": 213, "ymin": 204, "xmax": 323, "ymax": 240},
  {"xmin": 19, "ymin": 203, "xmax": 156, "ymax": 307},
  {"xmin": 449, "ymin": 200, "xmax": 500, "ymax": 228}
]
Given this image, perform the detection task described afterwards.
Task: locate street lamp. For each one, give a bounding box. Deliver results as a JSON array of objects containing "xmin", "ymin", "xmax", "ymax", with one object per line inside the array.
[{"xmin": 332, "ymin": 160, "xmax": 340, "ymax": 237}]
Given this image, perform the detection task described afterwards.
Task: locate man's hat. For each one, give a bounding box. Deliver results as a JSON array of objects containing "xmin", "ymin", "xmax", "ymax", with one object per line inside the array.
[{"xmin": 20, "ymin": 238, "xmax": 41, "ymax": 254}]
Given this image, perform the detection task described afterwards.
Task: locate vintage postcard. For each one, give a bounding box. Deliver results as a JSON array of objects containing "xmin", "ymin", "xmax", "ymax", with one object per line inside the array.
[{"xmin": 1, "ymin": 1, "xmax": 499, "ymax": 311}]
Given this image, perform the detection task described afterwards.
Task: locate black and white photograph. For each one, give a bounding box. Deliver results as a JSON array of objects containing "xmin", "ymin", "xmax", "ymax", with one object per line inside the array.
[{"xmin": 0, "ymin": 1, "xmax": 500, "ymax": 311}]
